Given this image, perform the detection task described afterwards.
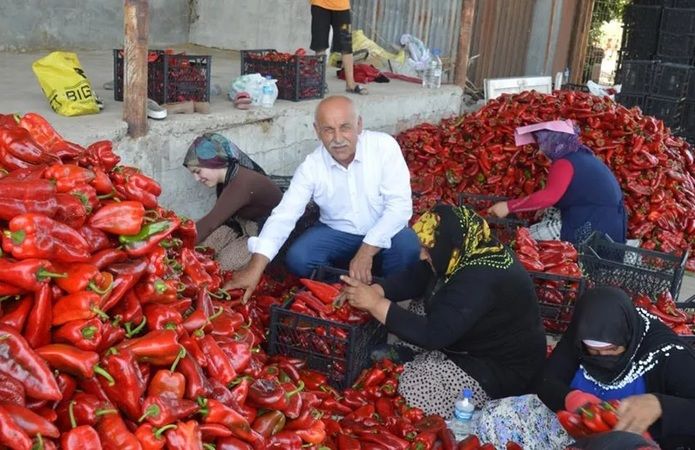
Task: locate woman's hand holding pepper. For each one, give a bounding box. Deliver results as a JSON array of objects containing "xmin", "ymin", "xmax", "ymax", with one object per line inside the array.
[
  {"xmin": 488, "ymin": 201, "xmax": 510, "ymax": 218},
  {"xmin": 340, "ymin": 275, "xmax": 390, "ymax": 324},
  {"xmin": 614, "ymin": 394, "xmax": 662, "ymax": 434}
]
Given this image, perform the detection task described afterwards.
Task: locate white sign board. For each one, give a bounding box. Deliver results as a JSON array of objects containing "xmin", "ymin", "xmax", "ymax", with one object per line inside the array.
[{"xmin": 484, "ymin": 76, "xmax": 554, "ymax": 101}]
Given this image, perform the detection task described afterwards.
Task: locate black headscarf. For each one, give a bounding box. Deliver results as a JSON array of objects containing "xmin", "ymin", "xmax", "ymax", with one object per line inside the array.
[{"xmin": 572, "ymin": 286, "xmax": 691, "ymax": 388}]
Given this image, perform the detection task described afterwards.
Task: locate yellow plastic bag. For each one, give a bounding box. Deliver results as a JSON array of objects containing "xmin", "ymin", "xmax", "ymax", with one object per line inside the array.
[
  {"xmin": 32, "ymin": 51, "xmax": 99, "ymax": 117},
  {"xmin": 328, "ymin": 29, "xmax": 406, "ymax": 68}
]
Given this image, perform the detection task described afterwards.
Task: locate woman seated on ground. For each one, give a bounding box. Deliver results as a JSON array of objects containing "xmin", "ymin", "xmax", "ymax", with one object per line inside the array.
[
  {"xmin": 472, "ymin": 286, "xmax": 695, "ymax": 449},
  {"xmin": 183, "ymin": 133, "xmax": 282, "ymax": 270},
  {"xmin": 340, "ymin": 204, "xmax": 546, "ymax": 418}
]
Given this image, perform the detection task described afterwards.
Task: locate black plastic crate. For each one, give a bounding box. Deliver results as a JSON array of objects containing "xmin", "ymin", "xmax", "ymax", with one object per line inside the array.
[
  {"xmin": 615, "ymin": 92, "xmax": 646, "ymax": 109},
  {"xmin": 652, "ymin": 63, "xmax": 693, "ymax": 97},
  {"xmin": 681, "ymin": 100, "xmax": 695, "ymax": 133},
  {"xmin": 654, "ymin": 54, "xmax": 694, "ymax": 65},
  {"xmin": 531, "ymin": 271, "xmax": 585, "ymax": 335},
  {"xmin": 267, "ymin": 267, "xmax": 387, "ymax": 389},
  {"xmin": 240, "ymin": 49, "xmax": 325, "ymax": 102},
  {"xmin": 458, "ymin": 192, "xmax": 529, "ymax": 244},
  {"xmin": 113, "ymin": 49, "xmax": 211, "ymax": 104},
  {"xmin": 579, "ymin": 232, "xmax": 688, "ymax": 300},
  {"xmin": 644, "ymin": 95, "xmax": 684, "ymax": 129},
  {"xmin": 560, "ymin": 84, "xmax": 589, "ymax": 92},
  {"xmin": 620, "ymin": 27, "xmax": 660, "ymax": 60},
  {"xmin": 674, "ymin": 0, "xmax": 695, "ymax": 6},
  {"xmin": 657, "ymin": 32, "xmax": 695, "ymax": 61},
  {"xmin": 661, "ymin": 7, "xmax": 695, "ymax": 34},
  {"xmin": 616, "ymin": 60, "xmax": 656, "ymax": 94}
]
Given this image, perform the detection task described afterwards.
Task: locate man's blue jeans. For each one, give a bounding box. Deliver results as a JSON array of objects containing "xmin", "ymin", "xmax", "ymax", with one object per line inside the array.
[{"xmin": 285, "ymin": 222, "xmax": 421, "ymax": 278}]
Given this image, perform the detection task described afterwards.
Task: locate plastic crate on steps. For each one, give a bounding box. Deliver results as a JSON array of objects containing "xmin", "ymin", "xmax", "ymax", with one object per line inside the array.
[
  {"xmin": 113, "ymin": 49, "xmax": 211, "ymax": 104},
  {"xmin": 661, "ymin": 7, "xmax": 695, "ymax": 35},
  {"xmin": 530, "ymin": 271, "xmax": 586, "ymax": 335},
  {"xmin": 651, "ymin": 63, "xmax": 692, "ymax": 98},
  {"xmin": 616, "ymin": 60, "xmax": 657, "ymax": 94},
  {"xmin": 240, "ymin": 49, "xmax": 325, "ymax": 102}
]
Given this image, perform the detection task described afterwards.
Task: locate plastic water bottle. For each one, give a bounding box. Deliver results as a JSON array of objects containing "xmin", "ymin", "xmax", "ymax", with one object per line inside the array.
[
  {"xmin": 449, "ymin": 388, "xmax": 476, "ymax": 440},
  {"xmin": 564, "ymin": 67, "xmax": 571, "ymax": 85},
  {"xmin": 261, "ymin": 76, "xmax": 274, "ymax": 108},
  {"xmin": 423, "ymin": 48, "xmax": 443, "ymax": 89}
]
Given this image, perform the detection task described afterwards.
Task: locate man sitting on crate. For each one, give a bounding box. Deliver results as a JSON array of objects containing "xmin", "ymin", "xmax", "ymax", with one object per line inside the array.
[{"xmin": 226, "ymin": 95, "xmax": 421, "ymax": 301}]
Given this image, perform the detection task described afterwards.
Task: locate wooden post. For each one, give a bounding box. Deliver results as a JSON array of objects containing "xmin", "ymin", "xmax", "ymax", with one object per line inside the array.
[
  {"xmin": 454, "ymin": 0, "xmax": 477, "ymax": 88},
  {"xmin": 567, "ymin": 0, "xmax": 595, "ymax": 85},
  {"xmin": 123, "ymin": 0, "xmax": 149, "ymax": 138}
]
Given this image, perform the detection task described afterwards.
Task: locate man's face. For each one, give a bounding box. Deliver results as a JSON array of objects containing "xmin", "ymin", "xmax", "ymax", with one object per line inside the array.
[{"xmin": 314, "ymin": 100, "xmax": 363, "ymax": 167}]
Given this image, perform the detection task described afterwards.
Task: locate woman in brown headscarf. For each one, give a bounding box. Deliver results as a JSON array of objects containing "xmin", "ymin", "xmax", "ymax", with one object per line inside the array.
[{"xmin": 183, "ymin": 133, "xmax": 282, "ymax": 269}]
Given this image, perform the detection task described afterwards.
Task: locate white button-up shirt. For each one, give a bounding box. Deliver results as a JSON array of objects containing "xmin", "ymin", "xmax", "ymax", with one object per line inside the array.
[{"xmin": 248, "ymin": 130, "xmax": 413, "ymax": 261}]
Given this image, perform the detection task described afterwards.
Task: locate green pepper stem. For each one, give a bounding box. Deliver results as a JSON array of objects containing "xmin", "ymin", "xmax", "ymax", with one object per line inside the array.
[
  {"xmin": 31, "ymin": 433, "xmax": 43, "ymax": 450},
  {"xmin": 285, "ymin": 380, "xmax": 305, "ymax": 398},
  {"xmin": 36, "ymin": 268, "xmax": 68, "ymax": 280},
  {"xmin": 68, "ymin": 401, "xmax": 77, "ymax": 429},
  {"xmin": 91, "ymin": 305, "xmax": 110, "ymax": 321},
  {"xmin": 4, "ymin": 230, "xmax": 25, "ymax": 245},
  {"xmin": 88, "ymin": 279, "xmax": 112, "ymax": 295},
  {"xmin": 154, "ymin": 424, "xmax": 177, "ymax": 439},
  {"xmin": 81, "ymin": 326, "xmax": 97, "ymax": 340},
  {"xmin": 138, "ymin": 404, "xmax": 160, "ymax": 423},
  {"xmin": 202, "ymin": 444, "xmax": 216, "ymax": 450},
  {"xmin": 94, "ymin": 408, "xmax": 118, "ymax": 416},
  {"xmin": 170, "ymin": 346, "xmax": 186, "ymax": 372},
  {"xmin": 97, "ymin": 191, "xmax": 116, "ymax": 200},
  {"xmin": 125, "ymin": 317, "xmax": 147, "ymax": 338},
  {"xmin": 94, "ymin": 365, "xmax": 115, "ymax": 386}
]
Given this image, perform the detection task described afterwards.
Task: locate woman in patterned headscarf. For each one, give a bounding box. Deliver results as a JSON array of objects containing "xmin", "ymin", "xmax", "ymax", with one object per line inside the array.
[
  {"xmin": 341, "ymin": 204, "xmax": 546, "ymax": 417},
  {"xmin": 183, "ymin": 133, "xmax": 282, "ymax": 268},
  {"xmin": 488, "ymin": 120, "xmax": 626, "ymax": 245}
]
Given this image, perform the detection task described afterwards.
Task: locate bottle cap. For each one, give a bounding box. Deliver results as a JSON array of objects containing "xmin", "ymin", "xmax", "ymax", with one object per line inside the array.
[
  {"xmin": 433, "ymin": 48, "xmax": 441, "ymax": 56},
  {"xmin": 463, "ymin": 388, "xmax": 472, "ymax": 398}
]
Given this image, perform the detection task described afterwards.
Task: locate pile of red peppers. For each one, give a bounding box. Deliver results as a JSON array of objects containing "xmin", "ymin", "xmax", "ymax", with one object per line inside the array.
[
  {"xmin": 0, "ymin": 112, "xmax": 524, "ymax": 449},
  {"xmin": 397, "ymin": 90, "xmax": 695, "ymax": 270},
  {"xmin": 557, "ymin": 397, "xmax": 620, "ymax": 438},
  {"xmin": 633, "ymin": 291, "xmax": 695, "ymax": 336}
]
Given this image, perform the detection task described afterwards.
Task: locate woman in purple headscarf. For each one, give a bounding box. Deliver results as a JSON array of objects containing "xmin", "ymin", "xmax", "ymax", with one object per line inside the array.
[{"xmin": 488, "ymin": 120, "xmax": 626, "ymax": 245}]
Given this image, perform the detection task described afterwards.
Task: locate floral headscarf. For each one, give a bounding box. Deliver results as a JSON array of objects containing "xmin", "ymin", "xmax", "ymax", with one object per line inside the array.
[
  {"xmin": 411, "ymin": 204, "xmax": 513, "ymax": 282},
  {"xmin": 183, "ymin": 133, "xmax": 265, "ymax": 177},
  {"xmin": 534, "ymin": 129, "xmax": 590, "ymax": 161}
]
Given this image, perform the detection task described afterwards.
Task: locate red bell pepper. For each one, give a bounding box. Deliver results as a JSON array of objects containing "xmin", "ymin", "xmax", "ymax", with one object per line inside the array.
[
  {"xmin": 3, "ymin": 213, "xmax": 91, "ymax": 262},
  {"xmin": 56, "ymin": 393, "xmax": 114, "ymax": 429},
  {"xmin": 139, "ymin": 395, "xmax": 199, "ymax": 427},
  {"xmin": 147, "ymin": 349, "xmax": 186, "ymax": 399},
  {"xmin": 44, "ymin": 164, "xmax": 95, "ymax": 192},
  {"xmin": 54, "ymin": 192, "xmax": 88, "ymax": 229},
  {"xmin": 267, "ymin": 430, "xmax": 302, "ymax": 450},
  {"xmin": 52, "ymin": 291, "xmax": 107, "ymax": 325},
  {"xmin": 120, "ymin": 330, "xmax": 181, "ymax": 365},
  {"xmin": 99, "ymin": 348, "xmax": 147, "ymax": 421},
  {"xmin": 164, "ymin": 420, "xmax": 203, "ymax": 450},
  {"xmin": 198, "ymin": 398, "xmax": 252, "ymax": 441},
  {"xmin": 79, "ymin": 140, "xmax": 120, "ymax": 172},
  {"xmin": 0, "ymin": 402, "xmax": 59, "ymax": 438},
  {"xmin": 137, "ymin": 276, "xmax": 179, "ymax": 305},
  {"xmin": 252, "ymin": 410, "xmax": 286, "ymax": 438},
  {"xmin": 0, "ymin": 324, "xmax": 61, "ymax": 401},
  {"xmin": 53, "ymin": 262, "xmax": 103, "ymax": 294},
  {"xmin": 578, "ymin": 403, "xmax": 611, "ymax": 433},
  {"xmin": 198, "ymin": 334, "xmax": 237, "ymax": 385},
  {"xmin": 61, "ymin": 401, "xmax": 103, "ymax": 450},
  {"xmin": 0, "ymin": 258, "xmax": 64, "ymax": 293},
  {"xmin": 295, "ymin": 419, "xmax": 326, "ymax": 444},
  {"xmin": 457, "ymin": 435, "xmax": 481, "ymax": 450},
  {"xmin": 53, "ymin": 318, "xmax": 103, "ymax": 351},
  {"xmin": 556, "ymin": 410, "xmax": 589, "ymax": 438},
  {"xmin": 18, "ymin": 112, "xmax": 85, "ymax": 159},
  {"xmin": 89, "ymin": 201, "xmax": 145, "ymax": 236},
  {"xmin": 0, "ymin": 126, "xmax": 57, "ymax": 165},
  {"xmin": 181, "ymin": 248, "xmax": 213, "ymax": 286},
  {"xmin": 119, "ymin": 219, "xmax": 179, "ymax": 257},
  {"xmin": 22, "ymin": 283, "xmax": 53, "ymax": 348},
  {"xmin": 0, "ymin": 371, "xmax": 26, "ymax": 407},
  {"xmin": 299, "ymin": 278, "xmax": 340, "ymax": 303},
  {"xmin": 216, "ymin": 436, "xmax": 254, "ymax": 450},
  {"xmin": 135, "ymin": 422, "xmax": 173, "ymax": 450},
  {"xmin": 177, "ymin": 353, "xmax": 212, "ymax": 400},
  {"xmin": 0, "ymin": 404, "xmax": 33, "ymax": 450},
  {"xmin": 96, "ymin": 411, "xmax": 143, "ymax": 450},
  {"xmin": 35, "ymin": 344, "xmax": 113, "ymax": 382}
]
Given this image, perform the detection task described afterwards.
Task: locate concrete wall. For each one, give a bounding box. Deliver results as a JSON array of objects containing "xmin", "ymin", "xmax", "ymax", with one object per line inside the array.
[
  {"xmin": 0, "ymin": 0, "xmax": 190, "ymax": 51},
  {"xmin": 189, "ymin": 0, "xmax": 311, "ymax": 52},
  {"xmin": 106, "ymin": 88, "xmax": 465, "ymax": 220}
]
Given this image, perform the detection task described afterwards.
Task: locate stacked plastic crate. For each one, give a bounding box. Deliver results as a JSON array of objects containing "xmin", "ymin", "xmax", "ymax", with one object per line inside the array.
[{"xmin": 615, "ymin": 3, "xmax": 695, "ymax": 137}]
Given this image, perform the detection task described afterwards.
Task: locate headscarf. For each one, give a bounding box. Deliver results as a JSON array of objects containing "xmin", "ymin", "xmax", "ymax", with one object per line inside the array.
[
  {"xmin": 534, "ymin": 129, "xmax": 589, "ymax": 161},
  {"xmin": 411, "ymin": 204, "xmax": 513, "ymax": 282},
  {"xmin": 572, "ymin": 286, "xmax": 691, "ymax": 389},
  {"xmin": 183, "ymin": 132, "xmax": 266, "ymax": 177}
]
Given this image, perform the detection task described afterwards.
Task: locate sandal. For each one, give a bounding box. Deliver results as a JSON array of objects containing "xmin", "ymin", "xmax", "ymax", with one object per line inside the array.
[{"xmin": 346, "ymin": 85, "xmax": 368, "ymax": 95}]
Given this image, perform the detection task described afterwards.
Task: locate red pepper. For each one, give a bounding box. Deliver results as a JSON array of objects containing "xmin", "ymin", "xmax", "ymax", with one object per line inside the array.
[
  {"xmin": 355, "ymin": 429, "xmax": 410, "ymax": 450},
  {"xmin": 137, "ymin": 276, "xmax": 179, "ymax": 305},
  {"xmin": 456, "ymin": 435, "xmax": 481, "ymax": 450},
  {"xmin": 164, "ymin": 420, "xmax": 203, "ymax": 450},
  {"xmin": 61, "ymin": 404, "xmax": 102, "ymax": 450},
  {"xmin": 197, "ymin": 334, "xmax": 237, "ymax": 384},
  {"xmin": 54, "ymin": 192, "xmax": 88, "ymax": 229},
  {"xmin": 0, "ymin": 324, "xmax": 61, "ymax": 401},
  {"xmin": 216, "ymin": 436, "xmax": 254, "ymax": 450},
  {"xmin": 147, "ymin": 350, "xmax": 186, "ymax": 399},
  {"xmin": 578, "ymin": 403, "xmax": 611, "ymax": 433},
  {"xmin": 181, "ymin": 248, "xmax": 212, "ymax": 286},
  {"xmin": 3, "ymin": 213, "xmax": 91, "ymax": 262},
  {"xmin": 90, "ymin": 248, "xmax": 128, "ymax": 270},
  {"xmin": 0, "ymin": 402, "xmax": 59, "ymax": 438},
  {"xmin": 177, "ymin": 353, "xmax": 212, "ymax": 400},
  {"xmin": 119, "ymin": 218, "xmax": 179, "ymax": 257},
  {"xmin": 53, "ymin": 318, "xmax": 103, "ymax": 351},
  {"xmin": 99, "ymin": 348, "xmax": 147, "ymax": 421},
  {"xmin": 0, "ymin": 404, "xmax": 33, "ymax": 450},
  {"xmin": 267, "ymin": 430, "xmax": 302, "ymax": 450},
  {"xmin": 252, "ymin": 410, "xmax": 286, "ymax": 438},
  {"xmin": 91, "ymin": 167, "xmax": 115, "ymax": 194},
  {"xmin": 0, "ymin": 372, "xmax": 26, "ymax": 407},
  {"xmin": 139, "ymin": 395, "xmax": 199, "ymax": 427},
  {"xmin": 556, "ymin": 410, "xmax": 589, "ymax": 438},
  {"xmin": 35, "ymin": 344, "xmax": 113, "ymax": 382},
  {"xmin": 134, "ymin": 422, "xmax": 173, "ymax": 450},
  {"xmin": 18, "ymin": 112, "xmax": 85, "ymax": 159},
  {"xmin": 96, "ymin": 321, "xmax": 126, "ymax": 353},
  {"xmin": 56, "ymin": 392, "xmax": 113, "ymax": 428},
  {"xmin": 52, "ymin": 290, "xmax": 107, "ymax": 325},
  {"xmin": 96, "ymin": 412, "xmax": 143, "ymax": 450},
  {"xmin": 120, "ymin": 330, "xmax": 181, "ymax": 365},
  {"xmin": 53, "ymin": 262, "xmax": 103, "ymax": 294},
  {"xmin": 89, "ymin": 201, "xmax": 145, "ymax": 235},
  {"xmin": 0, "ymin": 126, "xmax": 57, "ymax": 165},
  {"xmin": 80, "ymin": 140, "xmax": 120, "ymax": 171},
  {"xmin": 198, "ymin": 398, "xmax": 252, "ymax": 441},
  {"xmin": 299, "ymin": 278, "xmax": 340, "ymax": 303}
]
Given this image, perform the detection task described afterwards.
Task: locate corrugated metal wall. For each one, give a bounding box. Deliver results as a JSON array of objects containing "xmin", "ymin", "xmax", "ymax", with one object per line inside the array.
[
  {"xmin": 351, "ymin": 0, "xmax": 463, "ymax": 69},
  {"xmin": 352, "ymin": 0, "xmax": 576, "ymax": 90}
]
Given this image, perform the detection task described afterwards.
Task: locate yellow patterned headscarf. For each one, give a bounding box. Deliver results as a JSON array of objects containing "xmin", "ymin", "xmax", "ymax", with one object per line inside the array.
[{"xmin": 412, "ymin": 204, "xmax": 513, "ymax": 281}]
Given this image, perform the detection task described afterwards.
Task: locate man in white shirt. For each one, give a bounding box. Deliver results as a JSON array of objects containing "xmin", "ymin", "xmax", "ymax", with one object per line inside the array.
[{"xmin": 227, "ymin": 95, "xmax": 420, "ymax": 301}]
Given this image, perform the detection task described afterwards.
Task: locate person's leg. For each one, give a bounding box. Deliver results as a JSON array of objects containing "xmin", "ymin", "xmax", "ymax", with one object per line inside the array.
[
  {"xmin": 330, "ymin": 9, "xmax": 367, "ymax": 94},
  {"xmin": 310, "ymin": 5, "xmax": 331, "ymax": 55},
  {"xmin": 379, "ymin": 227, "xmax": 422, "ymax": 276},
  {"xmin": 284, "ymin": 223, "xmax": 363, "ymax": 277}
]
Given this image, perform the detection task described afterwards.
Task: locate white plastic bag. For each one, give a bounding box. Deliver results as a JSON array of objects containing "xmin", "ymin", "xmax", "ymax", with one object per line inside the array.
[
  {"xmin": 228, "ymin": 73, "xmax": 266, "ymax": 105},
  {"xmin": 400, "ymin": 34, "xmax": 431, "ymax": 72}
]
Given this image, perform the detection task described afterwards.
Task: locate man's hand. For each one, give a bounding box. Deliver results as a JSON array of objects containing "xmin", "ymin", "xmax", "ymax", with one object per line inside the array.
[
  {"xmin": 340, "ymin": 275, "xmax": 390, "ymax": 324},
  {"xmin": 349, "ymin": 243, "xmax": 379, "ymax": 284},
  {"xmin": 614, "ymin": 394, "xmax": 662, "ymax": 434},
  {"xmin": 488, "ymin": 201, "xmax": 510, "ymax": 218},
  {"xmin": 223, "ymin": 254, "xmax": 269, "ymax": 303}
]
